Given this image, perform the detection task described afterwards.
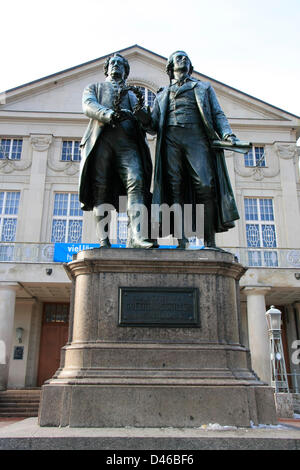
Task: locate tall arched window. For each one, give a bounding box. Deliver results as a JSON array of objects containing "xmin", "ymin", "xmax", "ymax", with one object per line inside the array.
[{"xmin": 138, "ymin": 86, "xmax": 156, "ymax": 108}]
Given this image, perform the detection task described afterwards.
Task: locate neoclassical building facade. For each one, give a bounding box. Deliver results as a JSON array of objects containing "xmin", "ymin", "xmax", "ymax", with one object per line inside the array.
[{"xmin": 0, "ymin": 45, "xmax": 299, "ymax": 398}]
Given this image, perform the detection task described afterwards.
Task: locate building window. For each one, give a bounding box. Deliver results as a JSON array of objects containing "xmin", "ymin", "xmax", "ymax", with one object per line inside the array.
[
  {"xmin": 244, "ymin": 197, "xmax": 278, "ymax": 267},
  {"xmin": 61, "ymin": 141, "xmax": 81, "ymax": 161},
  {"xmin": 0, "ymin": 191, "xmax": 20, "ymax": 242},
  {"xmin": 139, "ymin": 87, "xmax": 156, "ymax": 108},
  {"xmin": 244, "ymin": 146, "xmax": 266, "ymax": 167},
  {"xmin": 51, "ymin": 193, "xmax": 83, "ymax": 243},
  {"xmin": 0, "ymin": 139, "xmax": 23, "ymax": 160},
  {"xmin": 44, "ymin": 303, "xmax": 69, "ymax": 323}
]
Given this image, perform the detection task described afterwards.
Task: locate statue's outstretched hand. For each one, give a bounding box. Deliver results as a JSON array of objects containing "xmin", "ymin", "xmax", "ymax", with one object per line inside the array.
[
  {"xmin": 107, "ymin": 111, "xmax": 115, "ymax": 127},
  {"xmin": 108, "ymin": 109, "xmax": 134, "ymax": 127},
  {"xmin": 119, "ymin": 109, "xmax": 135, "ymax": 121},
  {"xmin": 134, "ymin": 106, "xmax": 152, "ymax": 127}
]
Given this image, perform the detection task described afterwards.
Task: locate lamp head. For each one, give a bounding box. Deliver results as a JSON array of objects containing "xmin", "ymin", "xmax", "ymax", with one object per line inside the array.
[
  {"xmin": 266, "ymin": 305, "xmax": 282, "ymax": 331},
  {"xmin": 16, "ymin": 327, "xmax": 24, "ymax": 344}
]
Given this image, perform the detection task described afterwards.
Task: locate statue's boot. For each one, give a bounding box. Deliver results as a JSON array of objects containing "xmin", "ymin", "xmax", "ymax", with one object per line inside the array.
[
  {"xmin": 173, "ymin": 204, "xmax": 189, "ymax": 249},
  {"xmin": 127, "ymin": 209, "xmax": 153, "ymax": 249},
  {"xmin": 204, "ymin": 199, "xmax": 217, "ymax": 249},
  {"xmin": 176, "ymin": 236, "xmax": 189, "ymax": 249},
  {"xmin": 93, "ymin": 205, "xmax": 111, "ymax": 248}
]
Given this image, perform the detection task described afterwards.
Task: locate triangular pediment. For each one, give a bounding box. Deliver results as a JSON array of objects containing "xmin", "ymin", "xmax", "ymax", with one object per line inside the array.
[
  {"xmin": 211, "ymin": 89, "xmax": 289, "ymax": 121},
  {"xmin": 191, "ymin": 71, "xmax": 296, "ymax": 122},
  {"xmin": 0, "ymin": 46, "xmax": 168, "ymax": 114},
  {"xmin": 0, "ymin": 45, "xmax": 299, "ymax": 124}
]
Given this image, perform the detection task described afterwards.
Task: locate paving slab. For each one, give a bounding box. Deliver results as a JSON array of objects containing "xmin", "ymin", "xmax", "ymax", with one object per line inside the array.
[{"xmin": 0, "ymin": 418, "xmax": 300, "ymax": 450}]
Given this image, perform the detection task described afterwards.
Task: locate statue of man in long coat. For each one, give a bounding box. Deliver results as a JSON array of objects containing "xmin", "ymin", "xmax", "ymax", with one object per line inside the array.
[
  {"xmin": 79, "ymin": 53, "xmax": 153, "ymax": 248},
  {"xmin": 148, "ymin": 51, "xmax": 241, "ymax": 249}
]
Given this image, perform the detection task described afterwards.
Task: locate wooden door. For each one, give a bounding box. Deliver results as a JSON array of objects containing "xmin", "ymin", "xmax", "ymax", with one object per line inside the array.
[{"xmin": 37, "ymin": 303, "xmax": 69, "ymax": 387}]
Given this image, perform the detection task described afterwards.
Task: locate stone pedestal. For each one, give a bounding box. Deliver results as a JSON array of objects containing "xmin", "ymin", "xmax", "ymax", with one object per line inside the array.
[
  {"xmin": 274, "ymin": 393, "xmax": 294, "ymax": 418},
  {"xmin": 38, "ymin": 249, "xmax": 277, "ymax": 427}
]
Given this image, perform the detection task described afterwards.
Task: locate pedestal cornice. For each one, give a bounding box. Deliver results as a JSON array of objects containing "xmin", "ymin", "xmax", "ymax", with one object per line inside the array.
[{"xmin": 64, "ymin": 249, "xmax": 247, "ymax": 280}]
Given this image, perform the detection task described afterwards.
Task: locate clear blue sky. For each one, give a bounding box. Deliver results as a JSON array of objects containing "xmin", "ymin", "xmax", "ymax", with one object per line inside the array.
[{"xmin": 1, "ymin": 0, "xmax": 300, "ymax": 116}]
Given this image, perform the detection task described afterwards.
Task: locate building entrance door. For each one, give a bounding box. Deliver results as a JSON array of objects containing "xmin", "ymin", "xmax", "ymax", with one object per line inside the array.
[{"xmin": 37, "ymin": 303, "xmax": 69, "ymax": 387}]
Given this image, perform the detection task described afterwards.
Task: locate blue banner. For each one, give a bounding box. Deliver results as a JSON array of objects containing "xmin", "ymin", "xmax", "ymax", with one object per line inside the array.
[
  {"xmin": 54, "ymin": 243, "xmax": 129, "ymax": 262},
  {"xmin": 53, "ymin": 243, "xmax": 100, "ymax": 262},
  {"xmin": 53, "ymin": 242, "xmax": 204, "ymax": 262}
]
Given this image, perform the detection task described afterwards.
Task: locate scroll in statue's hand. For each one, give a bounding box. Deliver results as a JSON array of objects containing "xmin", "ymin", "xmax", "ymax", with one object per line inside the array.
[{"xmin": 225, "ymin": 134, "xmax": 239, "ymax": 145}]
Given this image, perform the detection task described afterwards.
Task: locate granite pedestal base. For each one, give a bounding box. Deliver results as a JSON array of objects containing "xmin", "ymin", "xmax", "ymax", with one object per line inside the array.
[{"xmin": 38, "ymin": 248, "xmax": 277, "ymax": 427}]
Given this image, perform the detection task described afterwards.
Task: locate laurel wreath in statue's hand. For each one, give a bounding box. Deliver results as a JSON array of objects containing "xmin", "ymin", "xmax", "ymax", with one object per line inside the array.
[{"xmin": 112, "ymin": 85, "xmax": 145, "ymax": 122}]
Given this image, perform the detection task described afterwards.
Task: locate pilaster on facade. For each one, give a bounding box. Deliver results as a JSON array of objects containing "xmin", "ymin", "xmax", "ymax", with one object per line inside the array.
[
  {"xmin": 21, "ymin": 134, "xmax": 53, "ymax": 243},
  {"xmin": 29, "ymin": 135, "xmax": 53, "ymax": 153},
  {"xmin": 24, "ymin": 300, "xmax": 43, "ymax": 388},
  {"xmin": 0, "ymin": 282, "xmax": 20, "ymax": 390},
  {"xmin": 275, "ymin": 143, "xmax": 300, "ymax": 248},
  {"xmin": 7, "ymin": 298, "xmax": 38, "ymax": 389}
]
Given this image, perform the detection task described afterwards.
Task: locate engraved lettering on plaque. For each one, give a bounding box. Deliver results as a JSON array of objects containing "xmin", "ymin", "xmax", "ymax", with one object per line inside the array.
[{"xmin": 119, "ymin": 287, "xmax": 199, "ymax": 327}]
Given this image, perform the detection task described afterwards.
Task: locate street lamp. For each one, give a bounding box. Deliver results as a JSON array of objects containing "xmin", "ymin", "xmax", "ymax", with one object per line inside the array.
[
  {"xmin": 265, "ymin": 305, "xmax": 289, "ymax": 393},
  {"xmin": 266, "ymin": 305, "xmax": 282, "ymax": 331},
  {"xmin": 15, "ymin": 327, "xmax": 24, "ymax": 344}
]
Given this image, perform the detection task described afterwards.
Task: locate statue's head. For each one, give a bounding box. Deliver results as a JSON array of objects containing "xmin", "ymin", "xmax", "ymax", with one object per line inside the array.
[
  {"xmin": 104, "ymin": 53, "xmax": 130, "ymax": 81},
  {"xmin": 166, "ymin": 51, "xmax": 193, "ymax": 80}
]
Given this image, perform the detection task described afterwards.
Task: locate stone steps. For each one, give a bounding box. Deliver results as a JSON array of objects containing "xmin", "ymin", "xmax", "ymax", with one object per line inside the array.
[
  {"xmin": 0, "ymin": 412, "xmax": 38, "ymax": 418},
  {"xmin": 0, "ymin": 390, "xmax": 41, "ymax": 418}
]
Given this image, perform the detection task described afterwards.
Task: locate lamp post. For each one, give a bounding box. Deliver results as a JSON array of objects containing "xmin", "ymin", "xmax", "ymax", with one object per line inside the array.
[
  {"xmin": 15, "ymin": 327, "xmax": 24, "ymax": 344},
  {"xmin": 265, "ymin": 305, "xmax": 289, "ymax": 393}
]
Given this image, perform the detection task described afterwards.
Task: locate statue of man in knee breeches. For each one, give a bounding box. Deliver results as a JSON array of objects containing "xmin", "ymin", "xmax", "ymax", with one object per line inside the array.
[
  {"xmin": 79, "ymin": 53, "xmax": 153, "ymax": 248},
  {"xmin": 144, "ymin": 51, "xmax": 242, "ymax": 249}
]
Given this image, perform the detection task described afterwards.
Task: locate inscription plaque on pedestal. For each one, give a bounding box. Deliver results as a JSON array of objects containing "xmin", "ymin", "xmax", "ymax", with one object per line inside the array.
[{"xmin": 119, "ymin": 287, "xmax": 200, "ymax": 327}]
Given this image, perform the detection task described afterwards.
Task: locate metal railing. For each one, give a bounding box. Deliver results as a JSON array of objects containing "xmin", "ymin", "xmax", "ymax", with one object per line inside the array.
[
  {"xmin": 0, "ymin": 243, "xmax": 55, "ymax": 263},
  {"xmin": 224, "ymin": 247, "xmax": 300, "ymax": 269},
  {"xmin": 0, "ymin": 242, "xmax": 300, "ymax": 268}
]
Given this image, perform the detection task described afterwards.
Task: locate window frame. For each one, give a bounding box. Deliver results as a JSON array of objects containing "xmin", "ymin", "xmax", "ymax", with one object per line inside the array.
[
  {"xmin": 131, "ymin": 86, "xmax": 156, "ymax": 109},
  {"xmin": 60, "ymin": 140, "xmax": 81, "ymax": 162},
  {"xmin": 244, "ymin": 145, "xmax": 266, "ymax": 168},
  {"xmin": 0, "ymin": 138, "xmax": 23, "ymax": 160},
  {"xmin": 244, "ymin": 197, "xmax": 278, "ymax": 267},
  {"xmin": 0, "ymin": 191, "xmax": 20, "ymax": 242},
  {"xmin": 51, "ymin": 192, "xmax": 83, "ymax": 243}
]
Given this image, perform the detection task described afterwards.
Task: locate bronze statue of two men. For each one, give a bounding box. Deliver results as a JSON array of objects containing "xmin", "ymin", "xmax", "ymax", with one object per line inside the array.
[{"xmin": 79, "ymin": 51, "xmax": 243, "ymax": 249}]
